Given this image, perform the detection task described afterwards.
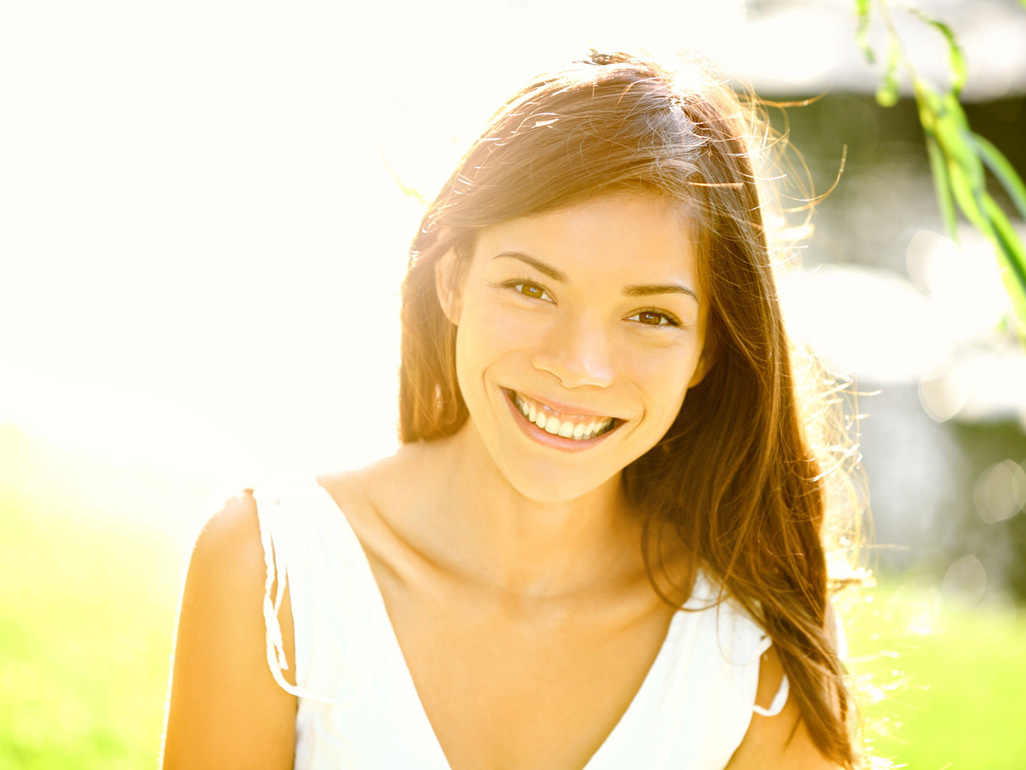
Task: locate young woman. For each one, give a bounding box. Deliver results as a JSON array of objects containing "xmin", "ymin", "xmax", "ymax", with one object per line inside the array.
[{"xmin": 163, "ymin": 51, "xmax": 861, "ymax": 769}]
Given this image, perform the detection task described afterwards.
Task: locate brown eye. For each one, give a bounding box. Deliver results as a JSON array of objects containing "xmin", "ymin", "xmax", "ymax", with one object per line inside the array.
[
  {"xmin": 627, "ymin": 310, "xmax": 679, "ymax": 327},
  {"xmin": 521, "ymin": 284, "xmax": 544, "ymax": 299},
  {"xmin": 638, "ymin": 311, "xmax": 664, "ymax": 325},
  {"xmin": 510, "ymin": 281, "xmax": 553, "ymax": 302}
]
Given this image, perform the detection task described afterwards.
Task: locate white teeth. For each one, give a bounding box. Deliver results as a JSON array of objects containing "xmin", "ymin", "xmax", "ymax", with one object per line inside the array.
[
  {"xmin": 511, "ymin": 391, "xmax": 615, "ymax": 441},
  {"xmin": 582, "ymin": 419, "xmax": 613, "ymax": 441}
]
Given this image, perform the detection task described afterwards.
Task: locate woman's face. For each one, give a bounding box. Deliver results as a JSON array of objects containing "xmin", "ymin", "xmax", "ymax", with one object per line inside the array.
[{"xmin": 440, "ymin": 193, "xmax": 711, "ymax": 504}]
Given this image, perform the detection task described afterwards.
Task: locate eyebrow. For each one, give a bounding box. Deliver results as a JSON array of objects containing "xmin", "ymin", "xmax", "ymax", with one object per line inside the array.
[
  {"xmin": 493, "ymin": 251, "xmax": 699, "ymax": 303},
  {"xmin": 494, "ymin": 252, "xmax": 566, "ymax": 281},
  {"xmin": 623, "ymin": 283, "xmax": 699, "ymax": 302}
]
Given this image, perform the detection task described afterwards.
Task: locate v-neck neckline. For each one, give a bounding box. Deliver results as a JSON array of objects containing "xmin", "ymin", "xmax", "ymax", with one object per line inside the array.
[{"xmin": 313, "ymin": 482, "xmax": 685, "ymax": 770}]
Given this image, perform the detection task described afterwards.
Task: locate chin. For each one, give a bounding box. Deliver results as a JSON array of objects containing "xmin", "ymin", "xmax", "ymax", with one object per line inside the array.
[{"xmin": 491, "ymin": 452, "xmax": 626, "ymax": 506}]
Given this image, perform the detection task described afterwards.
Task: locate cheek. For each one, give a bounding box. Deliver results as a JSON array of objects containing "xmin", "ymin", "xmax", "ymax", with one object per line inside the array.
[
  {"xmin": 624, "ymin": 335, "xmax": 702, "ymax": 378},
  {"xmin": 458, "ymin": 300, "xmax": 547, "ymax": 364},
  {"xmin": 625, "ymin": 344, "xmax": 700, "ymax": 419},
  {"xmin": 454, "ymin": 306, "xmax": 539, "ymax": 398}
]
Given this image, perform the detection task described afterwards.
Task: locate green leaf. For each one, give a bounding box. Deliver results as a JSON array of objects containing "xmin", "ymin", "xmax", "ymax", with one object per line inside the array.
[
  {"xmin": 855, "ymin": 0, "xmax": 875, "ymax": 63},
  {"xmin": 981, "ymin": 197, "xmax": 1026, "ymax": 337},
  {"xmin": 876, "ymin": 39, "xmax": 901, "ymax": 107},
  {"xmin": 924, "ymin": 134, "xmax": 958, "ymax": 239},
  {"xmin": 969, "ymin": 132, "xmax": 1026, "ymax": 222},
  {"xmin": 913, "ymin": 79, "xmax": 940, "ymax": 131},
  {"xmin": 907, "ymin": 7, "xmax": 968, "ymax": 96},
  {"xmin": 933, "ymin": 93, "xmax": 986, "ymax": 194},
  {"xmin": 985, "ymin": 198, "xmax": 1026, "ymax": 291},
  {"xmin": 915, "ymin": 81, "xmax": 964, "ymax": 237},
  {"xmin": 860, "ymin": 5, "xmax": 1026, "ymax": 341},
  {"xmin": 947, "ymin": 160, "xmax": 987, "ymax": 232}
]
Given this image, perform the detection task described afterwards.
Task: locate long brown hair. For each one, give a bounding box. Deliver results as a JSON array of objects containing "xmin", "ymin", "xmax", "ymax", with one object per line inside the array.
[{"xmin": 398, "ymin": 51, "xmax": 860, "ymax": 767}]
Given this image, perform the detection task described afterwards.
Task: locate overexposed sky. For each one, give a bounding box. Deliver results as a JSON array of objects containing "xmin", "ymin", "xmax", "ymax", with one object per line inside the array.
[
  {"xmin": 1, "ymin": 0, "xmax": 1019, "ymax": 521},
  {"xmin": 0, "ymin": 1, "xmax": 758, "ymax": 489}
]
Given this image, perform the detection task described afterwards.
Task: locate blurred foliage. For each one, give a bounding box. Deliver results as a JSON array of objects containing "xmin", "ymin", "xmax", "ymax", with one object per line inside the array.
[
  {"xmin": 855, "ymin": 0, "xmax": 1026, "ymax": 341},
  {"xmin": 950, "ymin": 418, "xmax": 1026, "ymax": 603}
]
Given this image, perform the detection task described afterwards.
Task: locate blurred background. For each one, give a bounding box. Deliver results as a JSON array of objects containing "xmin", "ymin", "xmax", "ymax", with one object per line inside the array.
[{"xmin": 2, "ymin": 0, "xmax": 1024, "ymax": 767}]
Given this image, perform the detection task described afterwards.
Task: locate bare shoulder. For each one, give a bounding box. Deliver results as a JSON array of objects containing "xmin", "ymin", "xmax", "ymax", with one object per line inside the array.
[
  {"xmin": 191, "ymin": 491, "xmax": 265, "ymax": 572},
  {"xmin": 162, "ymin": 492, "xmax": 296, "ymax": 769},
  {"xmin": 725, "ymin": 646, "xmax": 841, "ymax": 770}
]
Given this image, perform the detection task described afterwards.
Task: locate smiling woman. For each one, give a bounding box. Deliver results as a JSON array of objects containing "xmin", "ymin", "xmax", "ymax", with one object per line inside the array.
[
  {"xmin": 163, "ymin": 50, "xmax": 865, "ymax": 770},
  {"xmin": 437, "ymin": 194, "xmax": 709, "ymax": 503}
]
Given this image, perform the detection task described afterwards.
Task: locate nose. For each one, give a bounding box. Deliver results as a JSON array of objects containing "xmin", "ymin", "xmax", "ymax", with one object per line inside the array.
[{"xmin": 532, "ymin": 312, "xmax": 616, "ymax": 389}]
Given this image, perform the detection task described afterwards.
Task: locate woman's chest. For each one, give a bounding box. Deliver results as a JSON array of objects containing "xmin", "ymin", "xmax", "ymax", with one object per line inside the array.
[
  {"xmin": 318, "ymin": 469, "xmax": 686, "ymax": 768},
  {"xmin": 376, "ymin": 574, "xmax": 679, "ymax": 770}
]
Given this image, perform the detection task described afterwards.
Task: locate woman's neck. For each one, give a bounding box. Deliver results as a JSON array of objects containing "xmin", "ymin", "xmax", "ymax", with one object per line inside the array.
[{"xmin": 406, "ymin": 424, "xmax": 647, "ymax": 602}]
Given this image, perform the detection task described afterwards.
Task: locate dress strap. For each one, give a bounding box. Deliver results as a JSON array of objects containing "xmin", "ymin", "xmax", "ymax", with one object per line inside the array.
[
  {"xmin": 748, "ymin": 632, "xmax": 790, "ymax": 718},
  {"xmin": 254, "ymin": 483, "xmax": 348, "ymax": 705},
  {"xmin": 749, "ymin": 603, "xmax": 846, "ymax": 718},
  {"xmin": 753, "ymin": 673, "xmax": 790, "ymax": 717}
]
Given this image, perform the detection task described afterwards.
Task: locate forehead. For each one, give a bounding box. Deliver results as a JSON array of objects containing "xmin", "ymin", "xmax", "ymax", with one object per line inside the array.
[{"xmin": 472, "ymin": 193, "xmax": 698, "ymax": 287}]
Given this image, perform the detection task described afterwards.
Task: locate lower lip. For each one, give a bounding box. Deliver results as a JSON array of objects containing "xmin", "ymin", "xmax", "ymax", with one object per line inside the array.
[{"xmin": 503, "ymin": 390, "xmax": 619, "ymax": 453}]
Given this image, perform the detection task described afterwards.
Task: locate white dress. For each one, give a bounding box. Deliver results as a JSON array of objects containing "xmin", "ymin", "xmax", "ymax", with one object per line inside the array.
[{"xmin": 254, "ymin": 481, "xmax": 788, "ymax": 770}]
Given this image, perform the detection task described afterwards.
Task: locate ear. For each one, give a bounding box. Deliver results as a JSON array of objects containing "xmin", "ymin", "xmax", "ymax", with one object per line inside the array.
[
  {"xmin": 434, "ymin": 248, "xmax": 463, "ymax": 324},
  {"xmin": 688, "ymin": 340, "xmax": 716, "ymax": 388}
]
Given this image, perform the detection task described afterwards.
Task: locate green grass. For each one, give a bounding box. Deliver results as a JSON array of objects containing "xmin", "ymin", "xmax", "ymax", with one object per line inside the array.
[
  {"xmin": 845, "ymin": 583, "xmax": 1026, "ymax": 769},
  {"xmin": 2, "ymin": 486, "xmax": 1024, "ymax": 769},
  {"xmin": 0, "ymin": 490, "xmax": 185, "ymax": 769}
]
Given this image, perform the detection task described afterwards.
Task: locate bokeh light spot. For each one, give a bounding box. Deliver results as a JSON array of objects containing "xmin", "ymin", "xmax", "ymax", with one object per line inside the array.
[
  {"xmin": 918, "ymin": 361, "xmax": 971, "ymax": 422},
  {"xmin": 974, "ymin": 459, "xmax": 1026, "ymax": 524},
  {"xmin": 941, "ymin": 555, "xmax": 987, "ymax": 610}
]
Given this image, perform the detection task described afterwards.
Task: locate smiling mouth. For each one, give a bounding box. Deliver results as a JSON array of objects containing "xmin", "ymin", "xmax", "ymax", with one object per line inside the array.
[{"xmin": 505, "ymin": 389, "xmax": 620, "ymax": 441}]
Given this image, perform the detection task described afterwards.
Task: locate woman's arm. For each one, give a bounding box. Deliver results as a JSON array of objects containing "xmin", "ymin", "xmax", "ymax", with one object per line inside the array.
[
  {"xmin": 725, "ymin": 647, "xmax": 841, "ymax": 770},
  {"xmin": 162, "ymin": 491, "xmax": 297, "ymax": 769}
]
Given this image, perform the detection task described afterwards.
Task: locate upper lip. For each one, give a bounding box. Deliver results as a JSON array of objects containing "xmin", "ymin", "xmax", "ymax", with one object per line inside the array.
[{"xmin": 505, "ymin": 388, "xmax": 619, "ymax": 420}]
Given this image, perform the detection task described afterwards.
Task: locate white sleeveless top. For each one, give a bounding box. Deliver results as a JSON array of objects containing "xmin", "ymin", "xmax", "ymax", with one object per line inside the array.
[{"xmin": 254, "ymin": 481, "xmax": 788, "ymax": 770}]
